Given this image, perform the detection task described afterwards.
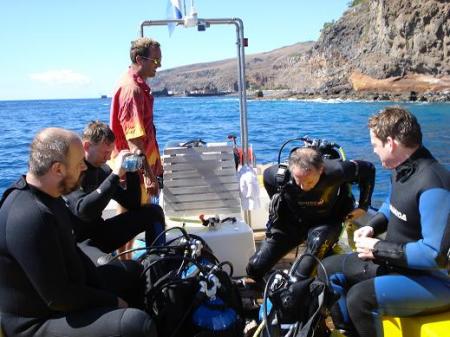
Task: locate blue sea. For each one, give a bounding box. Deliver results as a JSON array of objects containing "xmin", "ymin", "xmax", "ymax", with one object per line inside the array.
[{"xmin": 0, "ymin": 97, "xmax": 449, "ymax": 207}]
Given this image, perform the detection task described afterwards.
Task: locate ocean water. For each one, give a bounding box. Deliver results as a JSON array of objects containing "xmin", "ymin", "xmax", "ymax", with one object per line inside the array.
[{"xmin": 0, "ymin": 97, "xmax": 448, "ymax": 207}]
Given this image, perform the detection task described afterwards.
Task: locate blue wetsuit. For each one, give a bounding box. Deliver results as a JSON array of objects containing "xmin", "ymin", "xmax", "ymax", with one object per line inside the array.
[{"xmin": 321, "ymin": 147, "xmax": 450, "ymax": 337}]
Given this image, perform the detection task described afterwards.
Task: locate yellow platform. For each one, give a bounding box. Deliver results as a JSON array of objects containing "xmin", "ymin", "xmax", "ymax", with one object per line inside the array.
[
  {"xmin": 382, "ymin": 311, "xmax": 450, "ymax": 337},
  {"xmin": 331, "ymin": 311, "xmax": 450, "ymax": 337}
]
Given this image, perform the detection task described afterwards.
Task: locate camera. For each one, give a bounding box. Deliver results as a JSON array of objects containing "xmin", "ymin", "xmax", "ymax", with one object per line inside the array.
[{"xmin": 121, "ymin": 154, "xmax": 144, "ymax": 172}]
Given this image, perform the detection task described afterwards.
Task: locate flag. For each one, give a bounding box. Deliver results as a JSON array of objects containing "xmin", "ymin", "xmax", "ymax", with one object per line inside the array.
[{"xmin": 167, "ymin": 0, "xmax": 183, "ymax": 36}]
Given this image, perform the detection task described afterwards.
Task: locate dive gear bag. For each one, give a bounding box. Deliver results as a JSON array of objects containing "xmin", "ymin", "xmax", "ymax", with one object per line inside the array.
[{"xmin": 140, "ymin": 227, "xmax": 244, "ymax": 337}]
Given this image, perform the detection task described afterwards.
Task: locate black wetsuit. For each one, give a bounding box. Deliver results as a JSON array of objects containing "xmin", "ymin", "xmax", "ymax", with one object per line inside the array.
[
  {"xmin": 320, "ymin": 147, "xmax": 450, "ymax": 337},
  {"xmin": 65, "ymin": 161, "xmax": 165, "ymax": 262},
  {"xmin": 247, "ymin": 159, "xmax": 375, "ymax": 280},
  {"xmin": 0, "ymin": 177, "xmax": 157, "ymax": 337}
]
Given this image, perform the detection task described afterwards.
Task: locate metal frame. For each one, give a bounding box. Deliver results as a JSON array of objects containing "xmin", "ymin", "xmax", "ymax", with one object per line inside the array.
[
  {"xmin": 139, "ymin": 18, "xmax": 249, "ymax": 166},
  {"xmin": 139, "ymin": 17, "xmax": 252, "ymax": 224}
]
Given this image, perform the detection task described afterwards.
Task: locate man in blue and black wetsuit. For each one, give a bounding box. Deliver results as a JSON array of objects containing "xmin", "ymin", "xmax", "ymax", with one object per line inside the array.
[
  {"xmin": 64, "ymin": 121, "xmax": 165, "ymax": 264},
  {"xmin": 0, "ymin": 128, "xmax": 156, "ymax": 337},
  {"xmin": 246, "ymin": 147, "xmax": 375, "ymax": 280},
  {"xmin": 320, "ymin": 107, "xmax": 450, "ymax": 337}
]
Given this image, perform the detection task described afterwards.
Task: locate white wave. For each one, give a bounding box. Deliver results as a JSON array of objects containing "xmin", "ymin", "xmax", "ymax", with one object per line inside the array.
[{"xmin": 296, "ymin": 98, "xmax": 374, "ymax": 104}]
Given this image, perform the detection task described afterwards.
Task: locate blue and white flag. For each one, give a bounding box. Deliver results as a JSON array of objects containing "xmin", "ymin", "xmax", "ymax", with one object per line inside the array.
[{"xmin": 167, "ymin": 0, "xmax": 183, "ymax": 36}]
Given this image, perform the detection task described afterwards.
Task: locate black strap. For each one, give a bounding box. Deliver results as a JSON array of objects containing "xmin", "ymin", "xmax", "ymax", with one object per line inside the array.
[
  {"xmin": 0, "ymin": 177, "xmax": 27, "ymax": 208},
  {"xmin": 295, "ymin": 283, "xmax": 326, "ymax": 337}
]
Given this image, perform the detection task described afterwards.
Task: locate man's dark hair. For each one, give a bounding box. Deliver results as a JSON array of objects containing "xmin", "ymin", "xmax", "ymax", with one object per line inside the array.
[
  {"xmin": 130, "ymin": 37, "xmax": 160, "ymax": 64},
  {"xmin": 368, "ymin": 106, "xmax": 422, "ymax": 148},
  {"xmin": 29, "ymin": 128, "xmax": 77, "ymax": 176},
  {"xmin": 82, "ymin": 120, "xmax": 115, "ymax": 144},
  {"xmin": 288, "ymin": 147, "xmax": 324, "ymax": 172}
]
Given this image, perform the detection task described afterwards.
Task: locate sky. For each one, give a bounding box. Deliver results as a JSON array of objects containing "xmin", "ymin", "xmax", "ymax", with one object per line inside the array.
[{"xmin": 0, "ymin": 0, "xmax": 350, "ymax": 100}]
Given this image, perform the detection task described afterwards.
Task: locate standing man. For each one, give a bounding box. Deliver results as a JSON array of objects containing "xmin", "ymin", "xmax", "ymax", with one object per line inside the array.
[
  {"xmin": 320, "ymin": 107, "xmax": 450, "ymax": 337},
  {"xmin": 110, "ymin": 37, "xmax": 162, "ymax": 200},
  {"xmin": 0, "ymin": 128, "xmax": 157, "ymax": 337},
  {"xmin": 110, "ymin": 37, "xmax": 163, "ymax": 255},
  {"xmin": 65, "ymin": 121, "xmax": 165, "ymax": 265},
  {"xmin": 246, "ymin": 147, "xmax": 375, "ymax": 280}
]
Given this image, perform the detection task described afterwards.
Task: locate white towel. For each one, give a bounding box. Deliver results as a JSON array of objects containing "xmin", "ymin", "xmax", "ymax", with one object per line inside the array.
[{"xmin": 238, "ymin": 165, "xmax": 261, "ymax": 210}]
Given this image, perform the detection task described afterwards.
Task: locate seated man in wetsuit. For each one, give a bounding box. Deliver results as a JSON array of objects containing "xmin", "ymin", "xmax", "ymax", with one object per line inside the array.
[
  {"xmin": 319, "ymin": 107, "xmax": 450, "ymax": 337},
  {"xmin": 246, "ymin": 147, "xmax": 375, "ymax": 280},
  {"xmin": 0, "ymin": 128, "xmax": 157, "ymax": 337},
  {"xmin": 64, "ymin": 121, "xmax": 165, "ymax": 264}
]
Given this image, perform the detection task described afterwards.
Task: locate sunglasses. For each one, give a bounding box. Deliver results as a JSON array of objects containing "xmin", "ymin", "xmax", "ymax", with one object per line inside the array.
[{"xmin": 140, "ymin": 56, "xmax": 161, "ymax": 66}]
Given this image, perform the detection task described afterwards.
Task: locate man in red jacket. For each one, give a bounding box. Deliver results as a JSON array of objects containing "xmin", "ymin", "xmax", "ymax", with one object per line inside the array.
[{"xmin": 110, "ymin": 37, "xmax": 164, "ymax": 257}]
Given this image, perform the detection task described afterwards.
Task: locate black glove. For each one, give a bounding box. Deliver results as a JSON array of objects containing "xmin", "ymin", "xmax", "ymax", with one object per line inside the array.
[{"xmin": 269, "ymin": 192, "xmax": 283, "ymax": 223}]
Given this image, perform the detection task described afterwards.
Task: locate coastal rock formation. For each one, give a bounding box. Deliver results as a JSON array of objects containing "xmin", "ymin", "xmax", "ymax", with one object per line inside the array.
[
  {"xmin": 350, "ymin": 72, "xmax": 450, "ymax": 93},
  {"xmin": 299, "ymin": 0, "xmax": 450, "ymax": 95},
  {"xmin": 151, "ymin": 42, "xmax": 315, "ymax": 94},
  {"xmin": 151, "ymin": 0, "xmax": 450, "ymax": 100}
]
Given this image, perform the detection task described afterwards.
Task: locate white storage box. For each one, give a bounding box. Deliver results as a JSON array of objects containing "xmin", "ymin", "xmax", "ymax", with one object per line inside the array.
[{"xmin": 166, "ymin": 218, "xmax": 255, "ymax": 277}]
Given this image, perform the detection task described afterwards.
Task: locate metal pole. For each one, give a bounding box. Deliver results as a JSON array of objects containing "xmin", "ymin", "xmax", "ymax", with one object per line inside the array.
[{"xmin": 233, "ymin": 18, "xmax": 249, "ymax": 166}]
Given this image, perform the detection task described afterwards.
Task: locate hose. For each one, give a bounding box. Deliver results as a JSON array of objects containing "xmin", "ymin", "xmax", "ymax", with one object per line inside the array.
[{"xmin": 252, "ymin": 320, "xmax": 266, "ymax": 337}]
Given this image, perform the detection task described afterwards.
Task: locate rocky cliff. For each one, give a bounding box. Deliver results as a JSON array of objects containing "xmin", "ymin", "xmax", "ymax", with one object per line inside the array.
[
  {"xmin": 151, "ymin": 0, "xmax": 450, "ymax": 100},
  {"xmin": 150, "ymin": 42, "xmax": 315, "ymax": 94}
]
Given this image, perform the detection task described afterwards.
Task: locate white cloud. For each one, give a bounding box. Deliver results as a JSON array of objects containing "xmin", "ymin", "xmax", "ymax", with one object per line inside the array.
[{"xmin": 29, "ymin": 69, "xmax": 91, "ymax": 86}]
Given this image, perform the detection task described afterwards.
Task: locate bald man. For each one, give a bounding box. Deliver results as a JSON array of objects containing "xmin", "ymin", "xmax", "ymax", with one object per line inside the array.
[{"xmin": 0, "ymin": 128, "xmax": 157, "ymax": 337}]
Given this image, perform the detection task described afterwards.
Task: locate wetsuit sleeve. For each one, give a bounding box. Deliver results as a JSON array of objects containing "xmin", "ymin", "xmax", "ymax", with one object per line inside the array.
[
  {"xmin": 7, "ymin": 204, "xmax": 117, "ymax": 311},
  {"xmin": 367, "ymin": 192, "xmax": 391, "ymax": 236},
  {"xmin": 404, "ymin": 188, "xmax": 449, "ymax": 269},
  {"xmin": 70, "ymin": 172, "xmax": 121, "ymax": 222},
  {"xmin": 373, "ymin": 188, "xmax": 450, "ymax": 270},
  {"xmin": 111, "ymin": 172, "xmax": 141, "ymax": 210},
  {"xmin": 351, "ymin": 160, "xmax": 375, "ymax": 210}
]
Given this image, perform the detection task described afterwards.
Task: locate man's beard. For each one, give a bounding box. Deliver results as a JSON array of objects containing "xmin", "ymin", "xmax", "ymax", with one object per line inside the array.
[{"xmin": 59, "ymin": 172, "xmax": 84, "ymax": 195}]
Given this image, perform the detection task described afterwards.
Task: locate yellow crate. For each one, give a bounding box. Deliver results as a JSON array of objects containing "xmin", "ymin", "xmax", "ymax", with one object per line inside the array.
[
  {"xmin": 383, "ymin": 312, "xmax": 450, "ymax": 337},
  {"xmin": 330, "ymin": 311, "xmax": 450, "ymax": 337}
]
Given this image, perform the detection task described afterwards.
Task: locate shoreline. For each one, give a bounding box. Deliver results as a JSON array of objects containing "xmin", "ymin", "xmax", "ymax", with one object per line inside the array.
[
  {"xmin": 158, "ymin": 88, "xmax": 450, "ymax": 103},
  {"xmin": 2, "ymin": 91, "xmax": 450, "ymax": 103},
  {"xmin": 246, "ymin": 89, "xmax": 450, "ymax": 103}
]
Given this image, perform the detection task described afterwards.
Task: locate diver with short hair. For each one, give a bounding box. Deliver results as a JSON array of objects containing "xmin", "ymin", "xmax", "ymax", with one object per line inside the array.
[
  {"xmin": 320, "ymin": 107, "xmax": 450, "ymax": 337},
  {"xmin": 247, "ymin": 147, "xmax": 375, "ymax": 280},
  {"xmin": 0, "ymin": 128, "xmax": 157, "ymax": 337},
  {"xmin": 64, "ymin": 120, "xmax": 165, "ymax": 265}
]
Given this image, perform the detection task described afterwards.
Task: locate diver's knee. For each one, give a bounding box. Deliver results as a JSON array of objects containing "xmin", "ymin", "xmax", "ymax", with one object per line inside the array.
[
  {"xmin": 246, "ymin": 261, "xmax": 259, "ymax": 280},
  {"xmin": 347, "ymin": 281, "xmax": 376, "ymax": 317},
  {"xmin": 246, "ymin": 255, "xmax": 265, "ymax": 280},
  {"xmin": 142, "ymin": 204, "xmax": 165, "ymax": 225},
  {"xmin": 120, "ymin": 308, "xmax": 157, "ymax": 337}
]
